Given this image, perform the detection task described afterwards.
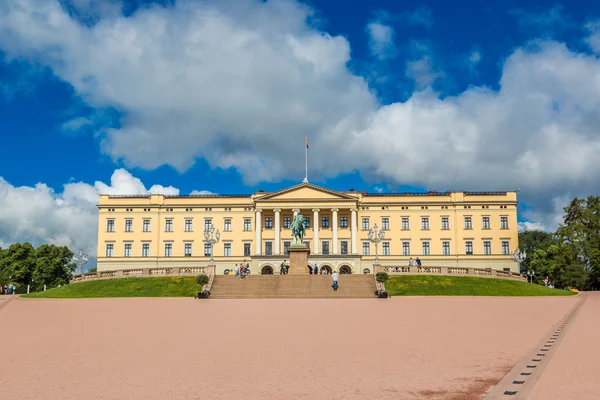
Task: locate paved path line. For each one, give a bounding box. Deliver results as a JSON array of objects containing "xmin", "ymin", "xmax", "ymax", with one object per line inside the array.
[
  {"xmin": 483, "ymin": 293, "xmax": 587, "ymax": 400},
  {"xmin": 0, "ymin": 295, "xmax": 16, "ymax": 312}
]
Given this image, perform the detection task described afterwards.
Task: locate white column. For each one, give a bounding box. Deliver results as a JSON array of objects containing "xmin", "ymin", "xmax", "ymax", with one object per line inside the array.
[
  {"xmin": 313, "ymin": 208, "xmax": 320, "ymax": 254},
  {"xmin": 293, "ymin": 208, "xmax": 299, "ymax": 217},
  {"xmin": 351, "ymin": 208, "xmax": 357, "ymax": 255},
  {"xmin": 274, "ymin": 209, "xmax": 281, "ymax": 255},
  {"xmin": 332, "ymin": 208, "xmax": 339, "ymax": 254},
  {"xmin": 255, "ymin": 209, "xmax": 262, "ymax": 255}
]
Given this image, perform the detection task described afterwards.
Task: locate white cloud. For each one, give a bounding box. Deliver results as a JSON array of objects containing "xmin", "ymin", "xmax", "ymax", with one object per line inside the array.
[
  {"xmin": 469, "ymin": 50, "xmax": 481, "ymax": 65},
  {"xmin": 585, "ymin": 20, "xmax": 600, "ymax": 54},
  {"xmin": 190, "ymin": 190, "xmax": 216, "ymax": 195},
  {"xmin": 366, "ymin": 21, "xmax": 396, "ymax": 60},
  {"xmin": 2, "ymin": 0, "xmax": 600, "ymax": 231},
  {"xmin": 510, "ymin": 5, "xmax": 568, "ymax": 31},
  {"xmin": 407, "ymin": 7, "xmax": 433, "ymax": 28}
]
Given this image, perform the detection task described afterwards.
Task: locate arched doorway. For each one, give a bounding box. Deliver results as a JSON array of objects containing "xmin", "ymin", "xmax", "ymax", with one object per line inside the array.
[
  {"xmin": 339, "ymin": 265, "xmax": 352, "ymax": 274},
  {"xmin": 320, "ymin": 265, "xmax": 332, "ymax": 274},
  {"xmin": 223, "ymin": 269, "xmax": 231, "ymax": 275},
  {"xmin": 261, "ymin": 265, "xmax": 274, "ymax": 275},
  {"xmin": 363, "ymin": 268, "xmax": 371, "ymax": 274}
]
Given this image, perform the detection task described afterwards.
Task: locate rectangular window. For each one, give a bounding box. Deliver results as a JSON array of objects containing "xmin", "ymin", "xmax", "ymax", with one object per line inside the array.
[
  {"xmin": 502, "ymin": 241, "xmax": 510, "ymax": 255},
  {"xmin": 422, "ymin": 242, "xmax": 430, "ymax": 256},
  {"xmin": 204, "ymin": 243, "xmax": 212, "ymax": 256},
  {"xmin": 340, "ymin": 241, "xmax": 348, "ymax": 255},
  {"xmin": 204, "ymin": 218, "xmax": 212, "ymax": 232},
  {"xmin": 303, "ymin": 217, "xmax": 311, "ymax": 229},
  {"xmin": 107, "ymin": 219, "xmax": 115, "ymax": 232},
  {"xmin": 482, "ymin": 216, "xmax": 490, "ymax": 230},
  {"xmin": 321, "ymin": 217, "xmax": 330, "ymax": 229},
  {"xmin": 244, "ymin": 243, "xmax": 251, "ymax": 257},
  {"xmin": 465, "ymin": 241, "xmax": 473, "ymax": 255},
  {"xmin": 322, "ymin": 241, "xmax": 330, "ymax": 255},
  {"xmin": 421, "ymin": 217, "xmax": 430, "ymax": 230},
  {"xmin": 244, "ymin": 218, "xmax": 252, "ymax": 231},
  {"xmin": 441, "ymin": 217, "xmax": 449, "ymax": 230},
  {"xmin": 501, "ymin": 216, "xmax": 509, "ymax": 229},
  {"xmin": 165, "ymin": 219, "xmax": 173, "ymax": 232},
  {"xmin": 142, "ymin": 243, "xmax": 150, "ymax": 257},
  {"xmin": 265, "ymin": 242, "xmax": 273, "ymax": 256},
  {"xmin": 105, "ymin": 243, "xmax": 114, "ymax": 257},
  {"xmin": 283, "ymin": 217, "xmax": 292, "ymax": 229},
  {"xmin": 224, "ymin": 243, "xmax": 231, "ymax": 257},
  {"xmin": 265, "ymin": 217, "xmax": 273, "ymax": 229},
  {"xmin": 283, "ymin": 241, "xmax": 291, "ymax": 255},
  {"xmin": 184, "ymin": 243, "xmax": 192, "ymax": 257},
  {"xmin": 185, "ymin": 219, "xmax": 193, "ymax": 232},
  {"xmin": 125, "ymin": 219, "xmax": 133, "ymax": 232},
  {"xmin": 484, "ymin": 241, "xmax": 492, "ymax": 255},
  {"xmin": 143, "ymin": 219, "xmax": 151, "ymax": 232},
  {"xmin": 464, "ymin": 216, "xmax": 472, "ymax": 230},
  {"xmin": 362, "ymin": 242, "xmax": 370, "ymax": 255},
  {"xmin": 442, "ymin": 241, "xmax": 450, "ymax": 256},
  {"xmin": 362, "ymin": 217, "xmax": 370, "ymax": 230},
  {"xmin": 381, "ymin": 217, "xmax": 390, "ymax": 230},
  {"xmin": 164, "ymin": 243, "xmax": 172, "ymax": 257},
  {"xmin": 401, "ymin": 217, "xmax": 410, "ymax": 230},
  {"xmin": 124, "ymin": 243, "xmax": 132, "ymax": 257},
  {"xmin": 340, "ymin": 216, "xmax": 348, "ymax": 229},
  {"xmin": 402, "ymin": 242, "xmax": 410, "ymax": 256},
  {"xmin": 382, "ymin": 242, "xmax": 390, "ymax": 256},
  {"xmin": 224, "ymin": 218, "xmax": 232, "ymax": 232}
]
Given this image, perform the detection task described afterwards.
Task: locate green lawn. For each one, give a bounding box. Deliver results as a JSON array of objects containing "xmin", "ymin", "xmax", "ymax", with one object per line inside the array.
[
  {"xmin": 22, "ymin": 277, "xmax": 203, "ymax": 298},
  {"xmin": 384, "ymin": 275, "xmax": 577, "ymax": 296}
]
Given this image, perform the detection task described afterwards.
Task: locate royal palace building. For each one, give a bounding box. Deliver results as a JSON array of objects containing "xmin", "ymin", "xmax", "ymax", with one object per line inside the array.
[{"xmin": 96, "ymin": 182, "xmax": 519, "ymax": 274}]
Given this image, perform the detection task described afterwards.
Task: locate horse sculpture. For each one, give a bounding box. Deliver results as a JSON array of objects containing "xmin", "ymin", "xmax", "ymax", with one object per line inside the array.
[{"xmin": 290, "ymin": 213, "xmax": 306, "ymax": 244}]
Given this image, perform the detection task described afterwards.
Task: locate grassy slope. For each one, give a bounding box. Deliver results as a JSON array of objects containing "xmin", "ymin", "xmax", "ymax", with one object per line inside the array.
[
  {"xmin": 384, "ymin": 275, "xmax": 576, "ymax": 296},
  {"xmin": 22, "ymin": 277, "xmax": 202, "ymax": 298}
]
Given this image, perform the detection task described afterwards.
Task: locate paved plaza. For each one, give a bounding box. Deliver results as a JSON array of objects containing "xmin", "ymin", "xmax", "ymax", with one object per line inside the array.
[{"xmin": 0, "ymin": 294, "xmax": 595, "ymax": 400}]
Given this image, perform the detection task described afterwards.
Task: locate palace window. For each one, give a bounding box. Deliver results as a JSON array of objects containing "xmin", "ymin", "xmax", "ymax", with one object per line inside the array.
[
  {"xmin": 105, "ymin": 243, "xmax": 114, "ymax": 257},
  {"xmin": 125, "ymin": 219, "xmax": 133, "ymax": 232},
  {"xmin": 340, "ymin": 241, "xmax": 348, "ymax": 255},
  {"xmin": 303, "ymin": 217, "xmax": 311, "ymax": 229},
  {"xmin": 502, "ymin": 241, "xmax": 510, "ymax": 255},
  {"xmin": 244, "ymin": 243, "xmax": 251, "ymax": 257},
  {"xmin": 185, "ymin": 243, "xmax": 192, "ymax": 257},
  {"xmin": 340, "ymin": 216, "xmax": 348, "ymax": 229},
  {"xmin": 283, "ymin": 217, "xmax": 292, "ymax": 229},
  {"xmin": 465, "ymin": 241, "xmax": 473, "ymax": 255},
  {"xmin": 442, "ymin": 241, "xmax": 450, "ymax": 255},
  {"xmin": 185, "ymin": 219, "xmax": 193, "ymax": 232},
  {"xmin": 204, "ymin": 218, "xmax": 212, "ymax": 232},
  {"xmin": 422, "ymin": 242, "xmax": 430, "ymax": 256},
  {"xmin": 483, "ymin": 241, "xmax": 492, "ymax": 255},
  {"xmin": 224, "ymin": 243, "xmax": 231, "ymax": 257},
  {"xmin": 124, "ymin": 243, "xmax": 132, "ymax": 257},
  {"xmin": 322, "ymin": 217, "xmax": 330, "ymax": 229},
  {"xmin": 464, "ymin": 216, "xmax": 472, "ymax": 230},
  {"xmin": 500, "ymin": 216, "xmax": 509, "ymax": 229},
  {"xmin": 322, "ymin": 241, "xmax": 330, "ymax": 255},
  {"xmin": 362, "ymin": 242, "xmax": 370, "ymax": 255},
  {"xmin": 401, "ymin": 217, "xmax": 410, "ymax": 230},
  {"xmin": 265, "ymin": 217, "xmax": 273, "ymax": 229},
  {"xmin": 402, "ymin": 241, "xmax": 410, "ymax": 256},
  {"xmin": 143, "ymin": 219, "xmax": 151, "ymax": 232},
  {"xmin": 482, "ymin": 216, "xmax": 490, "ymax": 230},
  {"xmin": 106, "ymin": 219, "xmax": 115, "ymax": 232},
  {"xmin": 142, "ymin": 243, "xmax": 150, "ymax": 257},
  {"xmin": 421, "ymin": 217, "xmax": 430, "ymax": 230},
  {"xmin": 244, "ymin": 218, "xmax": 252, "ymax": 231},
  {"xmin": 265, "ymin": 242, "xmax": 273, "ymax": 256},
  {"xmin": 382, "ymin": 242, "xmax": 390, "ymax": 256},
  {"xmin": 204, "ymin": 243, "xmax": 212, "ymax": 257},
  {"xmin": 164, "ymin": 243, "xmax": 172, "ymax": 257},
  {"xmin": 165, "ymin": 219, "xmax": 173, "ymax": 232},
  {"xmin": 441, "ymin": 217, "xmax": 449, "ymax": 230},
  {"xmin": 362, "ymin": 217, "xmax": 370, "ymax": 230},
  {"xmin": 283, "ymin": 241, "xmax": 291, "ymax": 255},
  {"xmin": 381, "ymin": 217, "xmax": 390, "ymax": 231},
  {"xmin": 224, "ymin": 218, "xmax": 232, "ymax": 232}
]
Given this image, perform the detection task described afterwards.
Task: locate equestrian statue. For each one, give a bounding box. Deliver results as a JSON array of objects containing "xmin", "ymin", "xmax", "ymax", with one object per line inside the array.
[{"xmin": 290, "ymin": 213, "xmax": 306, "ymax": 244}]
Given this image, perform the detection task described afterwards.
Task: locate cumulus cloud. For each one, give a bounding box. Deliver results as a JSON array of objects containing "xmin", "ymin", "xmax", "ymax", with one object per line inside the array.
[
  {"xmin": 366, "ymin": 21, "xmax": 396, "ymax": 60},
  {"xmin": 585, "ymin": 20, "xmax": 600, "ymax": 54},
  {"xmin": 2, "ymin": 0, "xmax": 600, "ymax": 231}
]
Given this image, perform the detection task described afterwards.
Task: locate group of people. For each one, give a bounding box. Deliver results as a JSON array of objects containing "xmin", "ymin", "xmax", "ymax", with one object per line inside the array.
[
  {"xmin": 230, "ymin": 260, "xmax": 250, "ymax": 279},
  {"xmin": 408, "ymin": 257, "xmax": 422, "ymax": 267},
  {"xmin": 1, "ymin": 283, "xmax": 15, "ymax": 295},
  {"xmin": 277, "ymin": 261, "xmax": 339, "ymax": 291}
]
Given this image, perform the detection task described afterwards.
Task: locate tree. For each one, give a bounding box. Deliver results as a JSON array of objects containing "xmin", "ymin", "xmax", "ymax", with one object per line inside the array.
[
  {"xmin": 529, "ymin": 243, "xmax": 587, "ymax": 289},
  {"xmin": 518, "ymin": 229, "xmax": 556, "ymax": 275}
]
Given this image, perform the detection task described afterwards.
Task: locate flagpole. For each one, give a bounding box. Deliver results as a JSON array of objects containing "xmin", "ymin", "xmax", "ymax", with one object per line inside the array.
[{"xmin": 303, "ymin": 136, "xmax": 308, "ymax": 183}]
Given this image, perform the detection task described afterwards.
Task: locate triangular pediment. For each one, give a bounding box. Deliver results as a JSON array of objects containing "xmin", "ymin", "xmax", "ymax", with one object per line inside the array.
[{"xmin": 255, "ymin": 183, "xmax": 357, "ymax": 201}]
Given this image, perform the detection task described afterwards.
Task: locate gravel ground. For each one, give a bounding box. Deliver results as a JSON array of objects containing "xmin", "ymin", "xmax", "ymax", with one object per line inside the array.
[{"xmin": 0, "ymin": 295, "xmax": 577, "ymax": 400}]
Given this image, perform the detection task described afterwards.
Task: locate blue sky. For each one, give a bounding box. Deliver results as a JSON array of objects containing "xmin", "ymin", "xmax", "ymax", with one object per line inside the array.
[{"xmin": 1, "ymin": 0, "xmax": 600, "ymax": 261}]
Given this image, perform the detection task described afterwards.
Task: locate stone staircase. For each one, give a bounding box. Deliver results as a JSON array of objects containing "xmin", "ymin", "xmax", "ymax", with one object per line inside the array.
[{"xmin": 209, "ymin": 274, "xmax": 377, "ymax": 299}]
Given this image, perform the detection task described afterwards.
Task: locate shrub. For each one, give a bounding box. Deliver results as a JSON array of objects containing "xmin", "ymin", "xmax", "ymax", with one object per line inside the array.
[
  {"xmin": 196, "ymin": 274, "xmax": 209, "ymax": 286},
  {"xmin": 375, "ymin": 272, "xmax": 389, "ymax": 283}
]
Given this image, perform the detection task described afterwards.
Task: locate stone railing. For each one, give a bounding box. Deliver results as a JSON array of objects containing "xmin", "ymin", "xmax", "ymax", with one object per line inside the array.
[
  {"xmin": 71, "ymin": 265, "xmax": 216, "ymax": 284},
  {"xmin": 376, "ymin": 265, "xmax": 526, "ymax": 281}
]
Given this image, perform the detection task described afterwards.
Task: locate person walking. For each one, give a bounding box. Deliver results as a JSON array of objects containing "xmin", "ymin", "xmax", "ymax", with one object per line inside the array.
[
  {"xmin": 331, "ymin": 271, "xmax": 339, "ymax": 291},
  {"xmin": 416, "ymin": 257, "xmax": 422, "ymax": 267},
  {"xmin": 313, "ymin": 264, "xmax": 318, "ymax": 275}
]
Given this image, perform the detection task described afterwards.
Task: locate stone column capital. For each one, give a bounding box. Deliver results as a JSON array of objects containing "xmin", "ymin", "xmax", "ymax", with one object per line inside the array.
[
  {"xmin": 350, "ymin": 208, "xmax": 358, "ymax": 212},
  {"xmin": 312, "ymin": 208, "xmax": 320, "ymax": 212},
  {"xmin": 292, "ymin": 208, "xmax": 300, "ymax": 213},
  {"xmin": 273, "ymin": 208, "xmax": 281, "ymax": 213},
  {"xmin": 331, "ymin": 208, "xmax": 339, "ymax": 212},
  {"xmin": 255, "ymin": 208, "xmax": 263, "ymax": 213}
]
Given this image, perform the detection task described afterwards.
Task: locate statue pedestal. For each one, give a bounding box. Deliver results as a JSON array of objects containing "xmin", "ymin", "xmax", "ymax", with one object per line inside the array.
[{"xmin": 287, "ymin": 244, "xmax": 310, "ymax": 274}]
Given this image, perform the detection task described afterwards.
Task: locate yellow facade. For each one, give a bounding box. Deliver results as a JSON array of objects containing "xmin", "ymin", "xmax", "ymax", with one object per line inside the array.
[{"xmin": 96, "ymin": 183, "xmax": 519, "ymax": 274}]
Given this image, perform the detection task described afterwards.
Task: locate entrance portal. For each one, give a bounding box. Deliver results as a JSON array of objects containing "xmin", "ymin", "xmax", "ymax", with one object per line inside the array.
[
  {"xmin": 261, "ymin": 266, "xmax": 274, "ymax": 275},
  {"xmin": 320, "ymin": 265, "xmax": 332, "ymax": 274},
  {"xmin": 339, "ymin": 265, "xmax": 352, "ymax": 274}
]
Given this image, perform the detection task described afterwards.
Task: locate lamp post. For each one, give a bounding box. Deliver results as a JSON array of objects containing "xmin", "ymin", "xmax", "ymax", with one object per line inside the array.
[
  {"xmin": 72, "ymin": 250, "xmax": 89, "ymax": 275},
  {"xmin": 511, "ymin": 247, "xmax": 527, "ymax": 280},
  {"xmin": 526, "ymin": 269, "xmax": 535, "ymax": 284},
  {"xmin": 204, "ymin": 225, "xmax": 220, "ymax": 264},
  {"xmin": 368, "ymin": 223, "xmax": 386, "ymax": 263}
]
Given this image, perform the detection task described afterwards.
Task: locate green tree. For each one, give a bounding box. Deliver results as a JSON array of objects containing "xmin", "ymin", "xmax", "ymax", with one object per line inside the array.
[
  {"xmin": 518, "ymin": 229, "xmax": 556, "ymax": 275},
  {"xmin": 0, "ymin": 242, "xmax": 36, "ymax": 288},
  {"xmin": 530, "ymin": 243, "xmax": 587, "ymax": 289},
  {"xmin": 33, "ymin": 244, "xmax": 75, "ymax": 290}
]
